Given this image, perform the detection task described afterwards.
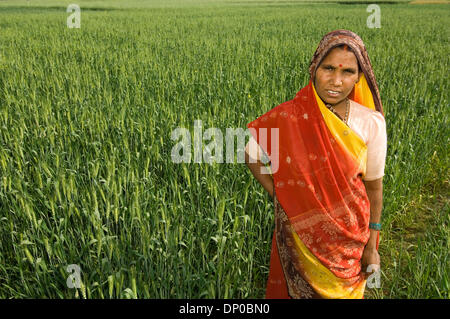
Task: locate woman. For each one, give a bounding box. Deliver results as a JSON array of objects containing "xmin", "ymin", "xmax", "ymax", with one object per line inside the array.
[{"xmin": 245, "ymin": 30, "xmax": 387, "ymax": 299}]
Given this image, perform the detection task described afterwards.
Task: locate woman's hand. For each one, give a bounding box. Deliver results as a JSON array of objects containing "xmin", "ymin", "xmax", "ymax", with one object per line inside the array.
[{"xmin": 360, "ymin": 246, "xmax": 380, "ymax": 279}]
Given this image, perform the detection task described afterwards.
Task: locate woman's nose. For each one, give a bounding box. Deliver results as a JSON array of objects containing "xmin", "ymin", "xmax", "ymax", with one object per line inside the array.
[{"xmin": 332, "ymin": 75, "xmax": 343, "ymax": 86}]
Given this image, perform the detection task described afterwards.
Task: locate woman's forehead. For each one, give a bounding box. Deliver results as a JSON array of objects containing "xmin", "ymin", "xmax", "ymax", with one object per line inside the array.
[{"xmin": 321, "ymin": 47, "xmax": 359, "ymax": 66}]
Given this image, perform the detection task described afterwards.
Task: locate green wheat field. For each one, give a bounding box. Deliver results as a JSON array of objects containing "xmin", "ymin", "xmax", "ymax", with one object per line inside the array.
[{"xmin": 0, "ymin": 0, "xmax": 448, "ymax": 299}]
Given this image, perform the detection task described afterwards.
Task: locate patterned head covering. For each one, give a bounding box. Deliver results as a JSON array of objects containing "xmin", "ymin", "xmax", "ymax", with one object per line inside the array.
[{"xmin": 308, "ymin": 30, "xmax": 384, "ymax": 116}]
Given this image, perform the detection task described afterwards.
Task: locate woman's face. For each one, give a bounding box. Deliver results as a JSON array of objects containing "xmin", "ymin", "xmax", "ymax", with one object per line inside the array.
[{"xmin": 314, "ymin": 47, "xmax": 361, "ymax": 106}]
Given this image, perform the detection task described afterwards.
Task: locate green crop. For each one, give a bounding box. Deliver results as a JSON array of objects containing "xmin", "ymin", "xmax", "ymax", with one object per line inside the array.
[{"xmin": 0, "ymin": 0, "xmax": 448, "ymax": 298}]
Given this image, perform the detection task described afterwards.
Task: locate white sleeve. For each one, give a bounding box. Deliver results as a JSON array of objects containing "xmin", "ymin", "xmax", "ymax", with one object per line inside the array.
[
  {"xmin": 246, "ymin": 135, "xmax": 267, "ymax": 162},
  {"xmin": 363, "ymin": 111, "xmax": 387, "ymax": 181}
]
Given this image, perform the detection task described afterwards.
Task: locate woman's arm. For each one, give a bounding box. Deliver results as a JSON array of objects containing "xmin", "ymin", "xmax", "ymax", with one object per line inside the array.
[
  {"xmin": 363, "ymin": 177, "xmax": 383, "ymax": 250},
  {"xmin": 361, "ymin": 177, "xmax": 383, "ymax": 277},
  {"xmin": 244, "ymin": 140, "xmax": 275, "ymax": 199}
]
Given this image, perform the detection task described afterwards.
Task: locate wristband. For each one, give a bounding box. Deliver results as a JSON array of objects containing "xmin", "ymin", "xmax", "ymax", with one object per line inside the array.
[{"xmin": 369, "ymin": 222, "xmax": 381, "ymax": 231}]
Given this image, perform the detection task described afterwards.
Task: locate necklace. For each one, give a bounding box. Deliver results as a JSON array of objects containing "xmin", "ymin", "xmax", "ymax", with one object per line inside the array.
[{"xmin": 326, "ymin": 98, "xmax": 350, "ymax": 125}]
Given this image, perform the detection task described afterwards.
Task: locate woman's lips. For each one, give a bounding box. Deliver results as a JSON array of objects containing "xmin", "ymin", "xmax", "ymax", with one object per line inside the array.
[{"xmin": 326, "ymin": 90, "xmax": 341, "ymax": 97}]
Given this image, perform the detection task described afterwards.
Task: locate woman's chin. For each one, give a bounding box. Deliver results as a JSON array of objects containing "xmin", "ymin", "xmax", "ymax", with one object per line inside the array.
[{"xmin": 322, "ymin": 97, "xmax": 340, "ymax": 105}]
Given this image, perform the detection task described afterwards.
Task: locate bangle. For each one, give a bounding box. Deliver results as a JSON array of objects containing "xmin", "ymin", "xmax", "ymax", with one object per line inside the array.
[{"xmin": 369, "ymin": 222, "xmax": 381, "ymax": 231}]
